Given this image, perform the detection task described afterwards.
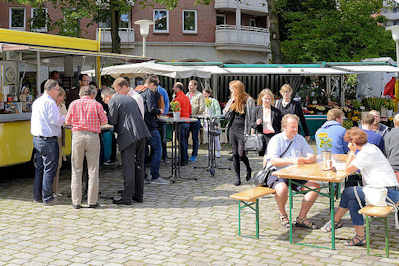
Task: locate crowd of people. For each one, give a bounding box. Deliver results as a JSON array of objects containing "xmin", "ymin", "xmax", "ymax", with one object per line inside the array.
[{"xmin": 31, "ymin": 75, "xmax": 399, "ymax": 246}]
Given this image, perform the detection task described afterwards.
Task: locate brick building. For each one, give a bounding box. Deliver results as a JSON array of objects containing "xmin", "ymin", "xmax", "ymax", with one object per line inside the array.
[{"xmin": 2, "ymin": 0, "xmax": 270, "ymax": 64}]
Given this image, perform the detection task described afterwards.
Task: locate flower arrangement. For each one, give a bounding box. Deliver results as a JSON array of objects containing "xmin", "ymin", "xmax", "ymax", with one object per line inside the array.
[
  {"xmin": 317, "ymin": 132, "xmax": 332, "ymax": 152},
  {"xmin": 170, "ymin": 101, "xmax": 181, "ymax": 112}
]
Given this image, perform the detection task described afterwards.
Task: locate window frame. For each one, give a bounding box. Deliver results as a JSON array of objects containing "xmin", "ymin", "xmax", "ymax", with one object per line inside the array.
[
  {"xmin": 31, "ymin": 8, "xmax": 48, "ymax": 32},
  {"xmin": 216, "ymin": 14, "xmax": 226, "ymax": 25},
  {"xmin": 153, "ymin": 9, "xmax": 169, "ymax": 33},
  {"xmin": 9, "ymin": 7, "xmax": 26, "ymax": 30},
  {"xmin": 182, "ymin": 9, "xmax": 197, "ymax": 34}
]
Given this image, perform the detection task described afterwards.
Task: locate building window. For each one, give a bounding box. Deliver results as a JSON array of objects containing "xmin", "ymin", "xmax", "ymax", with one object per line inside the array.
[
  {"xmin": 99, "ymin": 13, "xmax": 130, "ymax": 28},
  {"xmin": 153, "ymin": 9, "xmax": 169, "ymax": 33},
  {"xmin": 249, "ymin": 18, "xmax": 256, "ymax": 27},
  {"xmin": 216, "ymin": 14, "xmax": 226, "ymax": 25},
  {"xmin": 120, "ymin": 13, "xmax": 129, "ymax": 28},
  {"xmin": 182, "ymin": 10, "xmax": 197, "ymax": 34},
  {"xmin": 31, "ymin": 8, "xmax": 48, "ymax": 32},
  {"xmin": 9, "ymin": 7, "xmax": 26, "ymax": 30}
]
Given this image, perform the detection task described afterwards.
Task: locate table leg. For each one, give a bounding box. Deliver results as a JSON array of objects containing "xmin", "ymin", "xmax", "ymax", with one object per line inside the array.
[
  {"xmin": 289, "ymin": 179, "xmax": 293, "ymax": 244},
  {"xmin": 329, "ymin": 182, "xmax": 336, "ymax": 250}
]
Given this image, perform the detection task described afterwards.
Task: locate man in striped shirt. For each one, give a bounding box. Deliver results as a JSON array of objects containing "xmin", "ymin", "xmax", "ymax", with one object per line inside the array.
[{"xmin": 65, "ymin": 86, "xmax": 108, "ymax": 209}]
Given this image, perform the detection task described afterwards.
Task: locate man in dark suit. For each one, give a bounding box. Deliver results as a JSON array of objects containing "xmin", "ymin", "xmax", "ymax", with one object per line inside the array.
[{"xmin": 102, "ymin": 87, "xmax": 151, "ymax": 205}]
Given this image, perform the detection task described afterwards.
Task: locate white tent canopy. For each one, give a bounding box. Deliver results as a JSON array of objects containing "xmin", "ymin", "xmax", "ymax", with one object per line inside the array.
[{"xmin": 83, "ymin": 61, "xmax": 213, "ymax": 79}]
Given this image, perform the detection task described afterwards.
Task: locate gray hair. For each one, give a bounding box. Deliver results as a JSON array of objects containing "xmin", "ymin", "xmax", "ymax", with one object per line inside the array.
[
  {"xmin": 44, "ymin": 79, "xmax": 59, "ymax": 91},
  {"xmin": 101, "ymin": 87, "xmax": 116, "ymax": 98},
  {"xmin": 79, "ymin": 86, "xmax": 94, "ymax": 97}
]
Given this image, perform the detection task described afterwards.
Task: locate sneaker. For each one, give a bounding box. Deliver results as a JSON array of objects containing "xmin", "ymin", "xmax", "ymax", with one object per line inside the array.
[
  {"xmin": 43, "ymin": 198, "xmax": 57, "ymax": 206},
  {"xmin": 190, "ymin": 155, "xmax": 197, "ymax": 162},
  {"xmin": 144, "ymin": 177, "xmax": 152, "ymax": 184},
  {"xmin": 151, "ymin": 177, "xmax": 169, "ymax": 185},
  {"xmin": 216, "ymin": 151, "xmax": 221, "ymax": 158}
]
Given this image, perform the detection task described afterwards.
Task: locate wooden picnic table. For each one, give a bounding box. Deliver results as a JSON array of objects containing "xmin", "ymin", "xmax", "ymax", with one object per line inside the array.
[{"xmin": 274, "ymin": 160, "xmax": 348, "ymax": 250}]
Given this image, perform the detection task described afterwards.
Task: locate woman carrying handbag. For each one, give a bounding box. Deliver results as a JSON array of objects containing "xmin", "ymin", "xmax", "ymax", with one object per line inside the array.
[
  {"xmin": 254, "ymin": 89, "xmax": 282, "ymax": 156},
  {"xmin": 225, "ymin": 80, "xmax": 256, "ymax": 186}
]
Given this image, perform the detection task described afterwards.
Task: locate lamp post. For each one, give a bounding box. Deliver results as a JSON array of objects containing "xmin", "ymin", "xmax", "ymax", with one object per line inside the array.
[
  {"xmin": 387, "ymin": 25, "xmax": 399, "ymax": 112},
  {"xmin": 135, "ymin": 20, "xmax": 154, "ymax": 57}
]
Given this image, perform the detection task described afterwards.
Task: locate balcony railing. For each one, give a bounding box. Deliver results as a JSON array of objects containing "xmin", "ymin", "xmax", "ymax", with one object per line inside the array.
[
  {"xmin": 215, "ymin": 0, "xmax": 268, "ymax": 14},
  {"xmin": 96, "ymin": 28, "xmax": 135, "ymax": 47},
  {"xmin": 215, "ymin": 25, "xmax": 270, "ymax": 52}
]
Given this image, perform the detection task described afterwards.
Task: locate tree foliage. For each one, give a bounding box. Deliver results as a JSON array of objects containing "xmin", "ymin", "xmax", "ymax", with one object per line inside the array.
[{"xmin": 278, "ymin": 0, "xmax": 395, "ymax": 63}]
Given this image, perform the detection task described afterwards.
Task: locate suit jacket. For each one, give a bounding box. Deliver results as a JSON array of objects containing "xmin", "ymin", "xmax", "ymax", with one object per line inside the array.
[
  {"xmin": 108, "ymin": 94, "xmax": 151, "ymax": 151},
  {"xmin": 253, "ymin": 105, "xmax": 282, "ymax": 134}
]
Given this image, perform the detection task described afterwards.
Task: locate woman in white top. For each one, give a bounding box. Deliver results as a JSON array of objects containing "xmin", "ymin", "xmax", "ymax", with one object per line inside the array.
[
  {"xmin": 321, "ymin": 127, "xmax": 399, "ymax": 246},
  {"xmin": 253, "ymin": 89, "xmax": 282, "ymax": 156},
  {"xmin": 54, "ymin": 88, "xmax": 67, "ymax": 197}
]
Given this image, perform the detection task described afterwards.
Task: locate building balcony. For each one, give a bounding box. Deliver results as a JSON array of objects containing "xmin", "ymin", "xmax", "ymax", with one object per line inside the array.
[
  {"xmin": 215, "ymin": 25, "xmax": 270, "ymax": 52},
  {"xmin": 381, "ymin": 10, "xmax": 399, "ymax": 21},
  {"xmin": 96, "ymin": 28, "xmax": 135, "ymax": 48},
  {"xmin": 215, "ymin": 0, "xmax": 268, "ymax": 15}
]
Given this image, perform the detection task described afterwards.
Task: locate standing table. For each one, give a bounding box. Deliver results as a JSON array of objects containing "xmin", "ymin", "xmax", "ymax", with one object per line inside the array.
[
  {"xmin": 159, "ymin": 116, "xmax": 198, "ymax": 183},
  {"xmin": 274, "ymin": 162, "xmax": 347, "ymax": 250}
]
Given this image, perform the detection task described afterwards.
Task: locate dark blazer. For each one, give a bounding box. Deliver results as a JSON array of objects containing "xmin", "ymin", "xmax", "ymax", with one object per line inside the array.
[
  {"xmin": 275, "ymin": 99, "xmax": 310, "ymax": 136},
  {"xmin": 253, "ymin": 105, "xmax": 282, "ymax": 134},
  {"xmin": 108, "ymin": 94, "xmax": 151, "ymax": 151}
]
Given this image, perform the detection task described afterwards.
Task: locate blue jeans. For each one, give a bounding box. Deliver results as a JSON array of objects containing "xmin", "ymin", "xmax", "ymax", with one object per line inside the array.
[
  {"xmin": 189, "ymin": 119, "xmax": 201, "ymax": 157},
  {"xmin": 149, "ymin": 129, "xmax": 162, "ymax": 180},
  {"xmin": 33, "ymin": 136, "xmax": 59, "ymax": 203},
  {"xmin": 179, "ymin": 123, "xmax": 190, "ymax": 163},
  {"xmin": 339, "ymin": 186, "xmax": 399, "ymax": 226}
]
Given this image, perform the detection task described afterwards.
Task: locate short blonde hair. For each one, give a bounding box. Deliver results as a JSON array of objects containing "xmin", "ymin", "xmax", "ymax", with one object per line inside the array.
[
  {"xmin": 327, "ymin": 108, "xmax": 344, "ymax": 121},
  {"xmin": 257, "ymin": 89, "xmax": 275, "ymax": 106},
  {"xmin": 281, "ymin": 114, "xmax": 299, "ymax": 130},
  {"xmin": 394, "ymin": 113, "xmax": 399, "ymax": 127},
  {"xmin": 280, "ymin": 84, "xmax": 293, "ymax": 94}
]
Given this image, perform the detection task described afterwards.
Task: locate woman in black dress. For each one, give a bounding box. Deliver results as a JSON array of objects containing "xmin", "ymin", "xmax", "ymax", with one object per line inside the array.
[
  {"xmin": 225, "ymin": 80, "xmax": 256, "ymax": 186},
  {"xmin": 275, "ymin": 84, "xmax": 310, "ymax": 141},
  {"xmin": 253, "ymin": 89, "xmax": 282, "ymax": 156}
]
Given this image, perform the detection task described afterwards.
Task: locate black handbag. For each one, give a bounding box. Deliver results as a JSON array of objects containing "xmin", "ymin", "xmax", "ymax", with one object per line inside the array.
[
  {"xmin": 244, "ymin": 134, "xmax": 263, "ymax": 152},
  {"xmin": 252, "ymin": 140, "xmax": 294, "ymax": 187}
]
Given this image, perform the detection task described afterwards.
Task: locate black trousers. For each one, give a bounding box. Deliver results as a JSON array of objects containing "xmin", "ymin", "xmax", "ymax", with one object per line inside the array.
[
  {"xmin": 258, "ymin": 133, "xmax": 276, "ymax": 157},
  {"xmin": 121, "ymin": 139, "xmax": 146, "ymax": 202}
]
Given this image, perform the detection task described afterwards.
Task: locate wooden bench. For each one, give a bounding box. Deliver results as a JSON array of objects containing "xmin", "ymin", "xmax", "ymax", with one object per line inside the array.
[
  {"xmin": 359, "ymin": 204, "xmax": 399, "ymax": 257},
  {"xmin": 230, "ymin": 187, "xmax": 276, "ymax": 239}
]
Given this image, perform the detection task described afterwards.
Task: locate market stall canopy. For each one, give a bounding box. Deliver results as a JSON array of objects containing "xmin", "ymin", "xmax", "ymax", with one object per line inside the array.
[
  {"xmin": 221, "ymin": 67, "xmax": 349, "ymax": 75},
  {"xmin": 83, "ymin": 61, "xmax": 213, "ymax": 78},
  {"xmin": 330, "ymin": 65, "xmax": 399, "ymax": 73}
]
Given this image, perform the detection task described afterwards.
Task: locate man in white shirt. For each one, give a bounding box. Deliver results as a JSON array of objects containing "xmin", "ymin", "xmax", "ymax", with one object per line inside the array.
[
  {"xmin": 111, "ymin": 77, "xmax": 145, "ymax": 118},
  {"xmin": 31, "ymin": 79, "xmax": 65, "ymax": 205}
]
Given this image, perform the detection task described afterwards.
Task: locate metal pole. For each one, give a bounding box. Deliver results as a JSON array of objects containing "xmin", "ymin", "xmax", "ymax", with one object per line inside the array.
[
  {"xmin": 36, "ymin": 51, "xmax": 40, "ymax": 96},
  {"xmin": 395, "ymin": 41, "xmax": 399, "ymax": 113},
  {"xmin": 142, "ymin": 36, "xmax": 146, "ymax": 57}
]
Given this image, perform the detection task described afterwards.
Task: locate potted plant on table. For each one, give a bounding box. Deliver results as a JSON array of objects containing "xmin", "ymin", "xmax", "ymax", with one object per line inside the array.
[
  {"xmin": 170, "ymin": 101, "xmax": 181, "ymax": 120},
  {"xmin": 317, "ymin": 132, "xmax": 333, "ymax": 170}
]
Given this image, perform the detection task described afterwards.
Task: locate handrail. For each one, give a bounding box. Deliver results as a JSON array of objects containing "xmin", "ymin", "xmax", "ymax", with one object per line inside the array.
[
  {"xmin": 97, "ymin": 28, "xmax": 135, "ymax": 32},
  {"xmin": 216, "ymin": 25, "xmax": 268, "ymax": 33}
]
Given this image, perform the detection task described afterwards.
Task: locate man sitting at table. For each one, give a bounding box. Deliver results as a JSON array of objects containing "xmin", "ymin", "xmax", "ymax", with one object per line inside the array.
[
  {"xmin": 315, "ymin": 108, "xmax": 348, "ymax": 154},
  {"xmin": 265, "ymin": 114, "xmax": 319, "ymax": 230}
]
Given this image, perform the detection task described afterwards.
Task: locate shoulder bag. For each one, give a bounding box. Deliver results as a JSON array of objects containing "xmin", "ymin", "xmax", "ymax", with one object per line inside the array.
[
  {"xmin": 244, "ymin": 134, "xmax": 263, "ymax": 152},
  {"xmin": 252, "ymin": 140, "xmax": 294, "ymax": 187}
]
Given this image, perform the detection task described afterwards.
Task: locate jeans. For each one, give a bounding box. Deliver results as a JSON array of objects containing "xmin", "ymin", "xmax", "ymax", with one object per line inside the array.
[
  {"xmin": 179, "ymin": 123, "xmax": 190, "ymax": 163},
  {"xmin": 339, "ymin": 186, "xmax": 399, "ymax": 226},
  {"xmin": 189, "ymin": 119, "xmax": 201, "ymax": 157},
  {"xmin": 149, "ymin": 129, "xmax": 162, "ymax": 180},
  {"xmin": 33, "ymin": 136, "xmax": 59, "ymax": 203}
]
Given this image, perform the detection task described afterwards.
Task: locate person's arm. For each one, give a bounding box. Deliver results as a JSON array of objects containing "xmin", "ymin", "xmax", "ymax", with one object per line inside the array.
[
  {"xmin": 107, "ymin": 100, "xmax": 118, "ymax": 126},
  {"xmin": 379, "ymin": 136, "xmax": 385, "ymax": 152},
  {"xmin": 223, "ymin": 98, "xmax": 233, "ymax": 114},
  {"xmin": 213, "ymin": 98, "xmax": 221, "ymax": 116},
  {"xmin": 163, "ymin": 90, "xmax": 170, "ymax": 114},
  {"xmin": 198, "ymin": 93, "xmax": 206, "ymax": 114},
  {"xmin": 64, "ymin": 104, "xmax": 73, "ymax": 126},
  {"xmin": 345, "ymin": 151, "xmax": 358, "ymax": 175},
  {"xmin": 97, "ymin": 104, "xmax": 108, "ymax": 126},
  {"xmin": 47, "ymin": 101, "xmax": 65, "ymax": 127},
  {"xmin": 295, "ymin": 101, "xmax": 310, "ymax": 137},
  {"xmin": 158, "ymin": 96, "xmax": 165, "ymax": 115},
  {"xmin": 384, "ymin": 134, "xmax": 390, "ymax": 157}
]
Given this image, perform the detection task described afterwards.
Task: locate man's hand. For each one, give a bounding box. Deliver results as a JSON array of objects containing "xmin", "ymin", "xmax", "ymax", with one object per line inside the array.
[
  {"xmin": 296, "ymin": 157, "xmax": 306, "ymax": 165},
  {"xmin": 256, "ymin": 118, "xmax": 262, "ymax": 125}
]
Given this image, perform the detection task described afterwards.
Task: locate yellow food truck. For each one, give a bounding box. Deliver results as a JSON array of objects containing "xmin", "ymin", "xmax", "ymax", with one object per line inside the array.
[{"xmin": 0, "ymin": 29, "xmax": 146, "ymax": 167}]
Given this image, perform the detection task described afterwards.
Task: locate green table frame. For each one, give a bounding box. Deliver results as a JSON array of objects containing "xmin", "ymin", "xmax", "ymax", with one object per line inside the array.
[{"xmin": 288, "ymin": 179, "xmax": 339, "ymax": 250}]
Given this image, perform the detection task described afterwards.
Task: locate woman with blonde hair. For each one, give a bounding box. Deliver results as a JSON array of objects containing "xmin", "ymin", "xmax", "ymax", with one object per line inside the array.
[
  {"xmin": 225, "ymin": 80, "xmax": 256, "ymax": 186},
  {"xmin": 54, "ymin": 87, "xmax": 67, "ymax": 197},
  {"xmin": 254, "ymin": 89, "xmax": 282, "ymax": 156},
  {"xmin": 276, "ymin": 84, "xmax": 310, "ymax": 141}
]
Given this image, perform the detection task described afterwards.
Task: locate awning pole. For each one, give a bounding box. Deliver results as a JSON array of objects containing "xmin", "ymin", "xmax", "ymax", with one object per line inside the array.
[{"xmin": 36, "ymin": 51, "xmax": 40, "ymax": 96}]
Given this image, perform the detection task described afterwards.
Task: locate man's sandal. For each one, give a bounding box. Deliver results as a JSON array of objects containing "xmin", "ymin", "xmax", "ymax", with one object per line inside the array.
[
  {"xmin": 295, "ymin": 217, "xmax": 317, "ymax": 230},
  {"xmin": 346, "ymin": 235, "xmax": 366, "ymax": 246}
]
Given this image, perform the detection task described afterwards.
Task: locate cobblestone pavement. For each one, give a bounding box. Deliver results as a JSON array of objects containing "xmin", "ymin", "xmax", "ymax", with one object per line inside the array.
[{"xmin": 1, "ymin": 145, "xmax": 399, "ymax": 265}]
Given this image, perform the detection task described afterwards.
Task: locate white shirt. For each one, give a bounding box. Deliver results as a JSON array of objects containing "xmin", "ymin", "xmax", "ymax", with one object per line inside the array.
[
  {"xmin": 262, "ymin": 107, "xmax": 274, "ymax": 134},
  {"xmin": 351, "ymin": 143, "xmax": 399, "ymax": 187},
  {"xmin": 31, "ymin": 93, "xmax": 65, "ymax": 137},
  {"xmin": 128, "ymin": 88, "xmax": 144, "ymax": 118}
]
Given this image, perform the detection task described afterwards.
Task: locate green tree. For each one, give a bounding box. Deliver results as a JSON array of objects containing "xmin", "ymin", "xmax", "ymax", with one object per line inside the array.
[{"xmin": 279, "ymin": 0, "xmax": 395, "ymax": 63}]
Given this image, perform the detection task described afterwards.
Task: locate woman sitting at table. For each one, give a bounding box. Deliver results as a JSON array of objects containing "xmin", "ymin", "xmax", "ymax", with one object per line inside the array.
[
  {"xmin": 321, "ymin": 127, "xmax": 399, "ymax": 246},
  {"xmin": 253, "ymin": 89, "xmax": 282, "ymax": 157}
]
